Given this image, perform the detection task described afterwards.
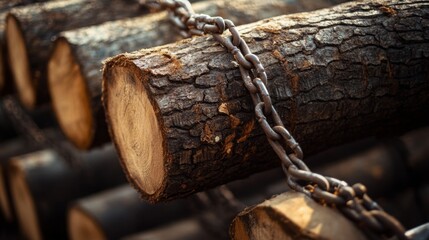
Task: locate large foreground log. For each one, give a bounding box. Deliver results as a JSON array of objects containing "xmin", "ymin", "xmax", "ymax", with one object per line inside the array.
[
  {"xmin": 230, "ymin": 191, "xmax": 368, "ymax": 240},
  {"xmin": 5, "ymin": 0, "xmax": 147, "ymax": 109},
  {"xmin": 68, "ymin": 185, "xmax": 191, "ymax": 240},
  {"xmin": 47, "ymin": 0, "xmax": 339, "ymax": 149},
  {"xmin": 102, "ymin": 0, "xmax": 429, "ymax": 202},
  {"xmin": 9, "ymin": 145, "xmax": 125, "ymax": 240}
]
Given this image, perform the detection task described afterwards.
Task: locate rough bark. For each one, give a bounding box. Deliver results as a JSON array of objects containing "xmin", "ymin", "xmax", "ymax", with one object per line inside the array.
[
  {"xmin": 0, "ymin": 137, "xmax": 40, "ymax": 222},
  {"xmin": 230, "ymin": 191, "xmax": 367, "ymax": 240},
  {"xmin": 8, "ymin": 144, "xmax": 125, "ymax": 240},
  {"xmin": 102, "ymin": 0, "xmax": 429, "ymax": 202},
  {"xmin": 5, "ymin": 0, "xmax": 147, "ymax": 109},
  {"xmin": 48, "ymin": 0, "xmax": 341, "ymax": 150},
  {"xmin": 68, "ymin": 185, "xmax": 192, "ymax": 240}
]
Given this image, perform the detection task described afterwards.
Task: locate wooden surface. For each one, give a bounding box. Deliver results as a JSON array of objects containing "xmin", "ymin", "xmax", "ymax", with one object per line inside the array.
[
  {"xmin": 230, "ymin": 191, "xmax": 367, "ymax": 240},
  {"xmin": 102, "ymin": 0, "xmax": 429, "ymax": 202}
]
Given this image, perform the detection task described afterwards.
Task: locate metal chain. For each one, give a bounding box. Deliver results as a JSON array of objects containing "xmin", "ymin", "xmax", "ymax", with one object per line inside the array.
[{"xmin": 141, "ymin": 0, "xmax": 408, "ymax": 239}]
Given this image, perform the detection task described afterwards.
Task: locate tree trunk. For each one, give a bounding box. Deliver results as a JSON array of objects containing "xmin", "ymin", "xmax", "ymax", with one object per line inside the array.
[
  {"xmin": 68, "ymin": 185, "xmax": 192, "ymax": 240},
  {"xmin": 102, "ymin": 0, "xmax": 429, "ymax": 202},
  {"xmin": 47, "ymin": 0, "xmax": 342, "ymax": 150},
  {"xmin": 230, "ymin": 191, "xmax": 368, "ymax": 240},
  {"xmin": 8, "ymin": 144, "xmax": 125, "ymax": 240},
  {"xmin": 0, "ymin": 137, "xmax": 40, "ymax": 222},
  {"xmin": 5, "ymin": 0, "xmax": 147, "ymax": 109}
]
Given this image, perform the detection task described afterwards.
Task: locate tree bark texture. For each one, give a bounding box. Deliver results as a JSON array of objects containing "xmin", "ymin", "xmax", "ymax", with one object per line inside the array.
[
  {"xmin": 230, "ymin": 191, "xmax": 367, "ymax": 240},
  {"xmin": 68, "ymin": 185, "xmax": 193, "ymax": 240},
  {"xmin": 0, "ymin": 137, "xmax": 40, "ymax": 222},
  {"xmin": 8, "ymin": 144, "xmax": 125, "ymax": 240},
  {"xmin": 102, "ymin": 0, "xmax": 429, "ymax": 202},
  {"xmin": 6, "ymin": 0, "xmax": 147, "ymax": 109},
  {"xmin": 48, "ymin": 0, "xmax": 342, "ymax": 150}
]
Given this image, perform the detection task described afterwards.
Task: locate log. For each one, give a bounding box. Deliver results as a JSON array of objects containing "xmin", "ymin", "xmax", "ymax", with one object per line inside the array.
[
  {"xmin": 47, "ymin": 0, "xmax": 340, "ymax": 150},
  {"xmin": 68, "ymin": 185, "xmax": 192, "ymax": 240},
  {"xmin": 102, "ymin": 0, "xmax": 429, "ymax": 202},
  {"xmin": 230, "ymin": 191, "xmax": 367, "ymax": 240},
  {"xmin": 0, "ymin": 137, "xmax": 40, "ymax": 222},
  {"xmin": 5, "ymin": 0, "xmax": 147, "ymax": 109},
  {"xmin": 123, "ymin": 218, "xmax": 213, "ymax": 240},
  {"xmin": 9, "ymin": 144, "xmax": 125, "ymax": 240}
]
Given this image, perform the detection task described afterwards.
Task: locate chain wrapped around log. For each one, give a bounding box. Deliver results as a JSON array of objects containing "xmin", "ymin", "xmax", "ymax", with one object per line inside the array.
[
  {"xmin": 102, "ymin": 0, "xmax": 429, "ymax": 238},
  {"xmin": 103, "ymin": 0, "xmax": 429, "ymax": 200}
]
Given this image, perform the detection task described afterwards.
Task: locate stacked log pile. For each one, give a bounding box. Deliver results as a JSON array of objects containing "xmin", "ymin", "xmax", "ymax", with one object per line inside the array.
[{"xmin": 0, "ymin": 0, "xmax": 429, "ymax": 239}]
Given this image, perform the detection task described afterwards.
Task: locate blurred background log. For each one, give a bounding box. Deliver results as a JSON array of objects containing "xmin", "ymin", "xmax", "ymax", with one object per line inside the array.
[
  {"xmin": 5, "ymin": 0, "xmax": 148, "ymax": 109},
  {"xmin": 68, "ymin": 185, "xmax": 192, "ymax": 240},
  {"xmin": 0, "ymin": 0, "xmax": 59, "ymax": 96},
  {"xmin": 102, "ymin": 0, "xmax": 429, "ymax": 202},
  {"xmin": 48, "ymin": 0, "xmax": 342, "ymax": 149},
  {"xmin": 0, "ymin": 137, "xmax": 40, "ymax": 222},
  {"xmin": 9, "ymin": 145, "xmax": 125, "ymax": 240}
]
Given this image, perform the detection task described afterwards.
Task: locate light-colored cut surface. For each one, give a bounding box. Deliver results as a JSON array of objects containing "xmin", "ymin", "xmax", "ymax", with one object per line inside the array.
[
  {"xmin": 107, "ymin": 67, "xmax": 164, "ymax": 195},
  {"xmin": 6, "ymin": 15, "xmax": 34, "ymax": 108},
  {"xmin": 232, "ymin": 192, "xmax": 367, "ymax": 240},
  {"xmin": 9, "ymin": 158, "xmax": 41, "ymax": 240},
  {"xmin": 68, "ymin": 207, "xmax": 106, "ymax": 240},
  {"xmin": 0, "ymin": 166, "xmax": 12, "ymax": 221},
  {"xmin": 48, "ymin": 38, "xmax": 93, "ymax": 149}
]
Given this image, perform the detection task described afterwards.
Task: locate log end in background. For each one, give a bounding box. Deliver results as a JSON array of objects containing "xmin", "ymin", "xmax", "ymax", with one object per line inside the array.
[
  {"xmin": 68, "ymin": 206, "xmax": 106, "ymax": 240},
  {"xmin": 9, "ymin": 151, "xmax": 47, "ymax": 240},
  {"xmin": 230, "ymin": 191, "xmax": 367, "ymax": 240},
  {"xmin": 103, "ymin": 60, "xmax": 166, "ymax": 201},
  {"xmin": 48, "ymin": 37, "xmax": 93, "ymax": 149},
  {"xmin": 5, "ymin": 13, "xmax": 34, "ymax": 109}
]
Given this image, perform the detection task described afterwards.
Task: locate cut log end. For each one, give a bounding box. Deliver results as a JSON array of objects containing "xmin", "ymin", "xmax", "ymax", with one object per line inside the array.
[
  {"xmin": 230, "ymin": 192, "xmax": 368, "ymax": 240},
  {"xmin": 6, "ymin": 14, "xmax": 35, "ymax": 109},
  {"xmin": 9, "ymin": 157, "xmax": 42, "ymax": 240},
  {"xmin": 48, "ymin": 37, "xmax": 93, "ymax": 149},
  {"xmin": 104, "ymin": 63, "xmax": 165, "ymax": 197},
  {"xmin": 68, "ymin": 206, "xmax": 106, "ymax": 240},
  {"xmin": 0, "ymin": 166, "xmax": 12, "ymax": 221}
]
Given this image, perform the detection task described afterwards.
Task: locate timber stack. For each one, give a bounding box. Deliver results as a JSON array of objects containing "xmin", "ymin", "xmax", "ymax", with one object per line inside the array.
[{"xmin": 0, "ymin": 0, "xmax": 429, "ymax": 239}]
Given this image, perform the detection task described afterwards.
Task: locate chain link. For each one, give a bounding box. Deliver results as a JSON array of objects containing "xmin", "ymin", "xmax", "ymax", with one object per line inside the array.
[{"xmin": 142, "ymin": 1, "xmax": 408, "ymax": 239}]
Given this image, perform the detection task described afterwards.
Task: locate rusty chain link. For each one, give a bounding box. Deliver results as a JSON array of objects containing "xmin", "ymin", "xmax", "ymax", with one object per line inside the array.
[{"xmin": 140, "ymin": 0, "xmax": 409, "ymax": 239}]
